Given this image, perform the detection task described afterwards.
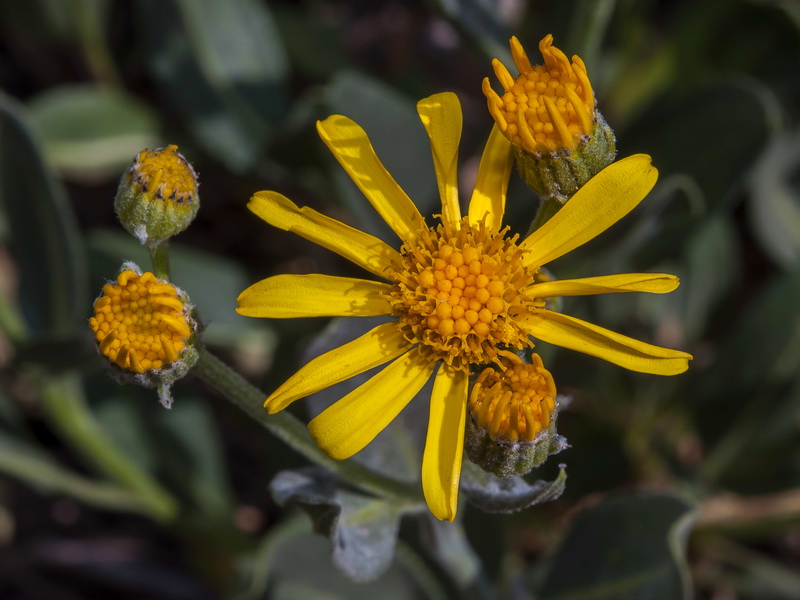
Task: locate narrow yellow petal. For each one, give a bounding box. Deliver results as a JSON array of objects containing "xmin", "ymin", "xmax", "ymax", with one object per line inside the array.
[
  {"xmin": 521, "ymin": 155, "xmax": 659, "ymax": 268},
  {"xmin": 265, "ymin": 322, "xmax": 412, "ymax": 413},
  {"xmin": 468, "ymin": 125, "xmax": 513, "ymax": 232},
  {"xmin": 308, "ymin": 347, "xmax": 436, "ymax": 460},
  {"xmin": 422, "ymin": 365, "xmax": 468, "ymax": 522},
  {"xmin": 237, "ymin": 274, "xmax": 392, "ymax": 318},
  {"xmin": 491, "ymin": 58, "xmax": 516, "ymax": 91},
  {"xmin": 521, "ymin": 310, "xmax": 693, "ymax": 375},
  {"xmin": 527, "ymin": 273, "xmax": 680, "ymax": 299},
  {"xmin": 248, "ymin": 191, "xmax": 400, "ymax": 279},
  {"xmin": 317, "ymin": 116, "xmax": 426, "ymax": 243},
  {"xmin": 417, "ymin": 93, "xmax": 462, "ymax": 226}
]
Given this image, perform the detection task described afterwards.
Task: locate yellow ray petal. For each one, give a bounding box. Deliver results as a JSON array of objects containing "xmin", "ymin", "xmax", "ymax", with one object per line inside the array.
[
  {"xmin": 521, "ymin": 310, "xmax": 692, "ymax": 375},
  {"xmin": 317, "ymin": 116, "xmax": 426, "ymax": 243},
  {"xmin": 237, "ymin": 274, "xmax": 392, "ymax": 318},
  {"xmin": 521, "ymin": 155, "xmax": 658, "ymax": 268},
  {"xmin": 422, "ymin": 365, "xmax": 468, "ymax": 522},
  {"xmin": 417, "ymin": 93, "xmax": 462, "ymax": 226},
  {"xmin": 527, "ymin": 273, "xmax": 680, "ymax": 299},
  {"xmin": 265, "ymin": 322, "xmax": 412, "ymax": 413},
  {"xmin": 248, "ymin": 191, "xmax": 400, "ymax": 279},
  {"xmin": 308, "ymin": 347, "xmax": 436, "ymax": 460},
  {"xmin": 468, "ymin": 124, "xmax": 514, "ymax": 232}
]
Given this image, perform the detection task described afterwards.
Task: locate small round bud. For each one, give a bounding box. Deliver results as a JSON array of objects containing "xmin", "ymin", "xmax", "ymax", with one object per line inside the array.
[
  {"xmin": 483, "ymin": 35, "xmax": 616, "ymax": 201},
  {"xmin": 115, "ymin": 145, "xmax": 199, "ymax": 247},
  {"xmin": 465, "ymin": 352, "xmax": 567, "ymax": 477},
  {"xmin": 88, "ymin": 263, "xmax": 200, "ymax": 408}
]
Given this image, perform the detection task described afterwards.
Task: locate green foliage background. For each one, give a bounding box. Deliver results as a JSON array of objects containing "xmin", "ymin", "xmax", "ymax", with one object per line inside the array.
[{"xmin": 1, "ymin": 0, "xmax": 800, "ymax": 598}]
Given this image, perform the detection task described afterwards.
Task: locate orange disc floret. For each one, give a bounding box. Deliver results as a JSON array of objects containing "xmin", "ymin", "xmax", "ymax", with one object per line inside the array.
[
  {"xmin": 385, "ymin": 218, "xmax": 541, "ymax": 371},
  {"xmin": 88, "ymin": 270, "xmax": 191, "ymax": 373},
  {"xmin": 483, "ymin": 35, "xmax": 595, "ymax": 154},
  {"xmin": 469, "ymin": 352, "xmax": 556, "ymax": 443}
]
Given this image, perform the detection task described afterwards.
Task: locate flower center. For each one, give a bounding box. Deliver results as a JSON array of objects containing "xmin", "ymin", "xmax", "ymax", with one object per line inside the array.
[
  {"xmin": 483, "ymin": 35, "xmax": 595, "ymax": 154},
  {"xmin": 469, "ymin": 352, "xmax": 556, "ymax": 442},
  {"xmin": 89, "ymin": 270, "xmax": 191, "ymax": 373},
  {"xmin": 130, "ymin": 145, "xmax": 197, "ymax": 204},
  {"xmin": 386, "ymin": 219, "xmax": 537, "ymax": 371}
]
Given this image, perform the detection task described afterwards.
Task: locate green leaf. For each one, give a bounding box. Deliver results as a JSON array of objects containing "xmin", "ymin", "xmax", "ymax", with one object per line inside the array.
[
  {"xmin": 460, "ymin": 462, "xmax": 567, "ymax": 513},
  {"xmin": 28, "ymin": 85, "xmax": 160, "ymax": 180},
  {"xmin": 137, "ymin": 0, "xmax": 288, "ymax": 171},
  {"xmin": 270, "ymin": 467, "xmax": 405, "ymax": 582},
  {"xmin": 0, "ymin": 92, "xmax": 87, "ymax": 336},
  {"xmin": 263, "ymin": 528, "xmax": 420, "ymax": 600},
  {"xmin": 623, "ymin": 80, "xmax": 776, "ymax": 211},
  {"xmin": 537, "ymin": 494, "xmax": 695, "ymax": 600},
  {"xmin": 681, "ymin": 215, "xmax": 740, "ymax": 342},
  {"xmin": 747, "ymin": 131, "xmax": 800, "ymax": 269},
  {"xmin": 429, "ymin": 0, "xmax": 512, "ymax": 59},
  {"xmin": 0, "ymin": 429, "xmax": 146, "ymax": 513}
]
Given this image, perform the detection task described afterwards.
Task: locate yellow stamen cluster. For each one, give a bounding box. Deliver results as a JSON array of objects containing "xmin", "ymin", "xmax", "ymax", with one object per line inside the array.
[
  {"xmin": 386, "ymin": 219, "xmax": 539, "ymax": 371},
  {"xmin": 469, "ymin": 352, "xmax": 556, "ymax": 443},
  {"xmin": 89, "ymin": 270, "xmax": 191, "ymax": 373},
  {"xmin": 130, "ymin": 145, "xmax": 197, "ymax": 205},
  {"xmin": 483, "ymin": 35, "xmax": 595, "ymax": 154}
]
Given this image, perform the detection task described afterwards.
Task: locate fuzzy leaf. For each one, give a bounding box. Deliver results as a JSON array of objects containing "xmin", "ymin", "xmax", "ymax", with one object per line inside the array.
[
  {"xmin": 537, "ymin": 493, "xmax": 695, "ymax": 600},
  {"xmin": 460, "ymin": 462, "xmax": 567, "ymax": 513},
  {"xmin": 270, "ymin": 467, "xmax": 405, "ymax": 582}
]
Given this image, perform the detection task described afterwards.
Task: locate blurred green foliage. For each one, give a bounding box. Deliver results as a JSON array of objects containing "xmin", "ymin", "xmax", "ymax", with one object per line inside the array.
[{"xmin": 2, "ymin": 0, "xmax": 800, "ymax": 598}]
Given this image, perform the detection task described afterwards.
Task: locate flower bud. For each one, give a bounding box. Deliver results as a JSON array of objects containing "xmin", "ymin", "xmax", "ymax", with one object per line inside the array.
[
  {"xmin": 465, "ymin": 352, "xmax": 567, "ymax": 477},
  {"xmin": 483, "ymin": 35, "xmax": 616, "ymax": 201},
  {"xmin": 88, "ymin": 263, "xmax": 200, "ymax": 407},
  {"xmin": 114, "ymin": 145, "xmax": 199, "ymax": 247}
]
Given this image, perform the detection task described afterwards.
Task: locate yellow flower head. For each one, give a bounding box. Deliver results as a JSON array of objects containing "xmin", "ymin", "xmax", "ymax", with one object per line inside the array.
[
  {"xmin": 469, "ymin": 352, "xmax": 556, "ymax": 444},
  {"xmin": 237, "ymin": 92, "xmax": 691, "ymax": 521},
  {"xmin": 115, "ymin": 145, "xmax": 200, "ymax": 246},
  {"xmin": 484, "ymin": 35, "xmax": 594, "ymax": 154},
  {"xmin": 89, "ymin": 269, "xmax": 192, "ymax": 373}
]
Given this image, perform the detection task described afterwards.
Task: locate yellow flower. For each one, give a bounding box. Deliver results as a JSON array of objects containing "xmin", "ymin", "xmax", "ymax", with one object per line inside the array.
[
  {"xmin": 90, "ymin": 269, "xmax": 192, "ymax": 373},
  {"xmin": 237, "ymin": 92, "xmax": 691, "ymax": 521}
]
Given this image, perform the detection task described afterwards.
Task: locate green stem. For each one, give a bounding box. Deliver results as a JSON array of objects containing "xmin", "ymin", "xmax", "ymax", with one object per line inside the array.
[
  {"xmin": 67, "ymin": 0, "xmax": 122, "ymax": 87},
  {"xmin": 0, "ymin": 291, "xmax": 27, "ymax": 342},
  {"xmin": 527, "ymin": 196, "xmax": 565, "ymax": 236},
  {"xmin": 0, "ymin": 439, "xmax": 150, "ymax": 514},
  {"xmin": 149, "ymin": 240, "xmax": 171, "ymax": 281},
  {"xmin": 40, "ymin": 374, "xmax": 178, "ymax": 521},
  {"xmin": 192, "ymin": 347, "xmax": 422, "ymax": 503}
]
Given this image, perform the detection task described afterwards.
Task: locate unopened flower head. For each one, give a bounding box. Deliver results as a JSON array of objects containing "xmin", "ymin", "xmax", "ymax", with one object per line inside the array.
[
  {"xmin": 237, "ymin": 92, "xmax": 691, "ymax": 521},
  {"xmin": 465, "ymin": 352, "xmax": 566, "ymax": 477},
  {"xmin": 483, "ymin": 35, "xmax": 616, "ymax": 200},
  {"xmin": 115, "ymin": 145, "xmax": 199, "ymax": 247},
  {"xmin": 89, "ymin": 265, "xmax": 199, "ymax": 407}
]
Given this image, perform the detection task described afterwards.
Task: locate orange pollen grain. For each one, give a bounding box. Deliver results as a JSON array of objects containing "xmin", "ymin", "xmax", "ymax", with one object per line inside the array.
[
  {"xmin": 469, "ymin": 352, "xmax": 556, "ymax": 443},
  {"xmin": 483, "ymin": 34, "xmax": 595, "ymax": 154},
  {"xmin": 88, "ymin": 270, "xmax": 191, "ymax": 373}
]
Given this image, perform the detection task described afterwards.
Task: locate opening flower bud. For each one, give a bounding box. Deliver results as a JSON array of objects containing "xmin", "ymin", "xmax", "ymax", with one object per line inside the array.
[
  {"xmin": 465, "ymin": 352, "xmax": 567, "ymax": 477},
  {"xmin": 483, "ymin": 35, "xmax": 616, "ymax": 201},
  {"xmin": 114, "ymin": 145, "xmax": 199, "ymax": 247}
]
